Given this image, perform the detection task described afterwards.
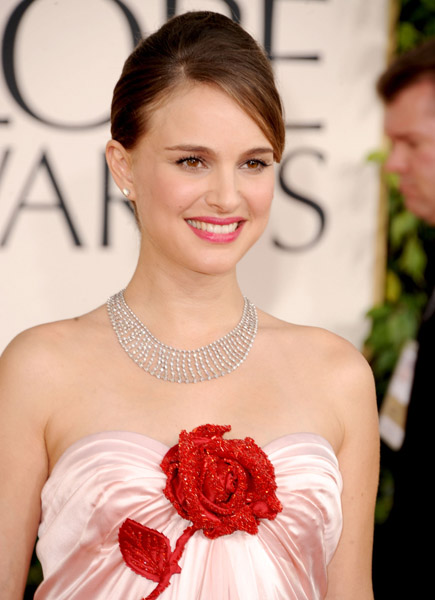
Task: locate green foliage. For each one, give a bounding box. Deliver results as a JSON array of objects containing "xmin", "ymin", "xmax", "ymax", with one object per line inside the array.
[
  {"xmin": 365, "ymin": 153, "xmax": 428, "ymax": 403},
  {"xmin": 27, "ymin": 557, "xmax": 42, "ymax": 585},
  {"xmin": 397, "ymin": 0, "xmax": 435, "ymax": 51},
  {"xmin": 366, "ymin": 148, "xmax": 432, "ymax": 531},
  {"xmin": 366, "ymin": 0, "xmax": 435, "ymax": 528},
  {"xmin": 25, "ymin": 550, "xmax": 43, "ymax": 598},
  {"xmin": 365, "ymin": 0, "xmax": 435, "ymax": 404},
  {"xmin": 375, "ymin": 466, "xmax": 395, "ymax": 524}
]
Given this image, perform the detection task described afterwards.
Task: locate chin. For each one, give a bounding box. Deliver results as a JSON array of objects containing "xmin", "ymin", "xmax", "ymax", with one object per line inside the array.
[
  {"xmin": 190, "ymin": 244, "xmax": 254, "ymax": 276},
  {"xmin": 193, "ymin": 262, "xmax": 238, "ymax": 277}
]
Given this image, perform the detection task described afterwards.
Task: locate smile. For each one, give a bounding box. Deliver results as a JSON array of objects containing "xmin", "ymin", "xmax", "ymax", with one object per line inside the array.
[{"xmin": 186, "ymin": 219, "xmax": 240, "ymax": 234}]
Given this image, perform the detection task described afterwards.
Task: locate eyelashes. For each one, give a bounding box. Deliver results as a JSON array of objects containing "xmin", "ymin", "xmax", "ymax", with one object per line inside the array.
[
  {"xmin": 175, "ymin": 156, "xmax": 272, "ymax": 172},
  {"xmin": 244, "ymin": 159, "xmax": 270, "ymax": 170},
  {"xmin": 176, "ymin": 156, "xmax": 204, "ymax": 169}
]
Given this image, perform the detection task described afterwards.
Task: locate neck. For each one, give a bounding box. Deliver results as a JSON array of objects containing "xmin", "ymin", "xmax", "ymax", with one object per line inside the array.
[{"xmin": 123, "ymin": 258, "xmax": 245, "ymax": 348}]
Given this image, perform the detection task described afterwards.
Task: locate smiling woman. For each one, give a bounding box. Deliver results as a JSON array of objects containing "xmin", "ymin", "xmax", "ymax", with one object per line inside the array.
[
  {"xmin": 0, "ymin": 10, "xmax": 379, "ymax": 600},
  {"xmin": 107, "ymin": 83, "xmax": 275, "ymax": 276}
]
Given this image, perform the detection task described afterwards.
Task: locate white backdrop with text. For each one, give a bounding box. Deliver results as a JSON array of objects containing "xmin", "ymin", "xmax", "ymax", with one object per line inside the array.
[{"xmin": 0, "ymin": 0, "xmax": 390, "ymax": 352}]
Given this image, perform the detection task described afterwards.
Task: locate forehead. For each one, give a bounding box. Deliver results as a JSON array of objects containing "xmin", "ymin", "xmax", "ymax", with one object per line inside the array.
[
  {"xmin": 140, "ymin": 83, "xmax": 271, "ymax": 148},
  {"xmin": 385, "ymin": 79, "xmax": 435, "ymax": 136}
]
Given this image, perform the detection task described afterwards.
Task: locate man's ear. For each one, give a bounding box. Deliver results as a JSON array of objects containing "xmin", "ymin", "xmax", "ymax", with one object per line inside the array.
[{"xmin": 105, "ymin": 139, "xmax": 135, "ymax": 199}]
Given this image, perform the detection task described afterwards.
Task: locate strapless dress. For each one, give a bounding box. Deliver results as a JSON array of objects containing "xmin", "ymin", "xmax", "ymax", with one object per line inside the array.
[{"xmin": 34, "ymin": 430, "xmax": 342, "ymax": 599}]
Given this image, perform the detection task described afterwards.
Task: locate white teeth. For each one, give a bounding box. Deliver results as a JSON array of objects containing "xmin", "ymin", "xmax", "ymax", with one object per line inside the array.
[{"xmin": 187, "ymin": 219, "xmax": 239, "ymax": 234}]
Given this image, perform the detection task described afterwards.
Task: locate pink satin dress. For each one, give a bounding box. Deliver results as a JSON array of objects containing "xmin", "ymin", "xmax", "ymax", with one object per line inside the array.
[{"xmin": 34, "ymin": 431, "xmax": 342, "ymax": 599}]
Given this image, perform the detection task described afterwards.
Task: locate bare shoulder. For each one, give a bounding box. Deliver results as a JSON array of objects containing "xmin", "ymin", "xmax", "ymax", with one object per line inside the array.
[
  {"xmin": 260, "ymin": 310, "xmax": 372, "ymax": 377},
  {"xmin": 0, "ymin": 312, "xmax": 113, "ymax": 598},
  {"xmin": 0, "ymin": 305, "xmax": 108, "ymax": 411},
  {"xmin": 2, "ymin": 306, "xmax": 104, "ymax": 361},
  {"xmin": 258, "ymin": 311, "xmax": 376, "ymax": 423},
  {"xmin": 298, "ymin": 324, "xmax": 375, "ymax": 390}
]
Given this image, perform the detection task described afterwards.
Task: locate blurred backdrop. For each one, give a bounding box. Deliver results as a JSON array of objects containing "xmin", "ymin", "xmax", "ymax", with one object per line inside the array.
[{"xmin": 0, "ymin": 0, "xmax": 391, "ymax": 355}]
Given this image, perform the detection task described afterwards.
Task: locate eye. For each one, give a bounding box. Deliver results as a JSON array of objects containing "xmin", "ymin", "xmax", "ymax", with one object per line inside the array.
[
  {"xmin": 242, "ymin": 159, "xmax": 271, "ymax": 171},
  {"xmin": 176, "ymin": 156, "xmax": 205, "ymax": 169}
]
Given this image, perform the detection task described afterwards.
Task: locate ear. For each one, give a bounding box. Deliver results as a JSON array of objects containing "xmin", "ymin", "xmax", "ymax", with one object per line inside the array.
[{"xmin": 105, "ymin": 139, "xmax": 136, "ymax": 199}]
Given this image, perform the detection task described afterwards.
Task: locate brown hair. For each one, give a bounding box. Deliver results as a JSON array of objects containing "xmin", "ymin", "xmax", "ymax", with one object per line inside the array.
[
  {"xmin": 377, "ymin": 37, "xmax": 435, "ymax": 103},
  {"xmin": 111, "ymin": 11, "xmax": 285, "ymax": 161}
]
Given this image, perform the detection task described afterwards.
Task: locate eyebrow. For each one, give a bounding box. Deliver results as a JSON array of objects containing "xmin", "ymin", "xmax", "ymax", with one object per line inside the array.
[{"xmin": 164, "ymin": 144, "xmax": 274, "ymax": 155}]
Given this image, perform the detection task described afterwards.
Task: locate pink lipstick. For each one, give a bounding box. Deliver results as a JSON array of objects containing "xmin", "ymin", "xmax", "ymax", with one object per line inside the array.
[{"xmin": 185, "ymin": 217, "xmax": 245, "ymax": 243}]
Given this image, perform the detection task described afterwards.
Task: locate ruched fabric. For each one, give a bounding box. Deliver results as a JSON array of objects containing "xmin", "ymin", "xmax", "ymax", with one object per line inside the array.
[{"xmin": 35, "ymin": 431, "xmax": 342, "ymax": 600}]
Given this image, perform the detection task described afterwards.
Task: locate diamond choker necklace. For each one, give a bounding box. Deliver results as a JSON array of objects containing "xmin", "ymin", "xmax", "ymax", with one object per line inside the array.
[{"xmin": 107, "ymin": 290, "xmax": 258, "ymax": 384}]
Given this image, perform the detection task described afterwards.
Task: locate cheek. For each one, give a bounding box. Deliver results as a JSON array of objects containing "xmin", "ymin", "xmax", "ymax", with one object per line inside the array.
[
  {"xmin": 248, "ymin": 179, "xmax": 274, "ymax": 217},
  {"xmin": 154, "ymin": 173, "xmax": 205, "ymax": 213},
  {"xmin": 415, "ymin": 145, "xmax": 435, "ymax": 171},
  {"xmin": 413, "ymin": 155, "xmax": 435, "ymax": 189},
  {"xmin": 138, "ymin": 178, "xmax": 189, "ymax": 217}
]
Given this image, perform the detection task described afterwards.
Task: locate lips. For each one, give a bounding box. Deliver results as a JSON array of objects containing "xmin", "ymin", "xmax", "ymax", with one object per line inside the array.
[
  {"xmin": 186, "ymin": 219, "xmax": 239, "ymax": 234},
  {"xmin": 185, "ymin": 217, "xmax": 244, "ymax": 242}
]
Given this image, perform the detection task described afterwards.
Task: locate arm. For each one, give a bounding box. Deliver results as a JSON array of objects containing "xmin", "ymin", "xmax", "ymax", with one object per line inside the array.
[
  {"xmin": 0, "ymin": 331, "xmax": 51, "ymax": 599},
  {"xmin": 325, "ymin": 348, "xmax": 379, "ymax": 600}
]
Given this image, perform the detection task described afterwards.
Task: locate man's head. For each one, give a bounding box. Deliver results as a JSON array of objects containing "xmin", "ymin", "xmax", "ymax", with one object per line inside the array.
[{"xmin": 378, "ymin": 39, "xmax": 435, "ymax": 225}]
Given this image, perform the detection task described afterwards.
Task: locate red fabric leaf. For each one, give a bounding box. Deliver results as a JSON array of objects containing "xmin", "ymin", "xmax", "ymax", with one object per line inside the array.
[{"xmin": 118, "ymin": 519, "xmax": 180, "ymax": 582}]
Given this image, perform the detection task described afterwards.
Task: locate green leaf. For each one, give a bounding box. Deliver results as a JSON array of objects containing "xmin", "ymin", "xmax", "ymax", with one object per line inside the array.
[
  {"xmin": 387, "ymin": 308, "xmax": 419, "ymax": 346},
  {"xmin": 372, "ymin": 347, "xmax": 400, "ymax": 379},
  {"xmin": 401, "ymin": 291, "xmax": 428, "ymax": 314},
  {"xmin": 385, "ymin": 172, "xmax": 399, "ymax": 190},
  {"xmin": 421, "ymin": 0, "xmax": 435, "ymax": 12},
  {"xmin": 365, "ymin": 318, "xmax": 394, "ymax": 353},
  {"xmin": 398, "ymin": 235, "xmax": 427, "ymax": 284},
  {"xmin": 397, "ymin": 22, "xmax": 421, "ymax": 51},
  {"xmin": 385, "ymin": 270, "xmax": 402, "ymax": 303},
  {"xmin": 367, "ymin": 149, "xmax": 387, "ymax": 163},
  {"xmin": 375, "ymin": 467, "xmax": 395, "ymax": 524},
  {"xmin": 389, "ymin": 210, "xmax": 419, "ymax": 250},
  {"xmin": 366, "ymin": 303, "xmax": 393, "ymax": 321}
]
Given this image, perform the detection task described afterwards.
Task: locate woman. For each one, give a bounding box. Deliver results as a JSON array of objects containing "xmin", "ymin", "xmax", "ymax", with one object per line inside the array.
[{"xmin": 0, "ymin": 11, "xmax": 379, "ymax": 600}]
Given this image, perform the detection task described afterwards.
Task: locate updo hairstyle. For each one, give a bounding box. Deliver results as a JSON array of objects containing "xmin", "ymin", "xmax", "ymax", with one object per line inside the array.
[{"xmin": 110, "ymin": 11, "xmax": 285, "ymax": 161}]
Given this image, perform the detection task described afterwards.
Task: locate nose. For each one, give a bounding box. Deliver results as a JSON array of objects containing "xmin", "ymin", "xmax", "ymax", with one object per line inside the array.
[
  {"xmin": 385, "ymin": 142, "xmax": 408, "ymax": 175},
  {"xmin": 205, "ymin": 167, "xmax": 241, "ymax": 213}
]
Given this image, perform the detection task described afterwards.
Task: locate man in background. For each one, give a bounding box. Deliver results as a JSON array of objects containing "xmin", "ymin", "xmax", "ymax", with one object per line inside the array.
[{"xmin": 374, "ymin": 38, "xmax": 435, "ymax": 597}]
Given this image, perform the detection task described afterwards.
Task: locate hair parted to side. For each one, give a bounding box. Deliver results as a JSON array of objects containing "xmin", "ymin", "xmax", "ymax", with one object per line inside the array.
[
  {"xmin": 377, "ymin": 37, "xmax": 435, "ymax": 103},
  {"xmin": 111, "ymin": 11, "xmax": 285, "ymax": 161}
]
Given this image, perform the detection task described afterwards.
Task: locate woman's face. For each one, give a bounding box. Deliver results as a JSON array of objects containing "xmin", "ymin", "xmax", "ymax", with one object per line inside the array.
[{"xmin": 125, "ymin": 83, "xmax": 275, "ymax": 275}]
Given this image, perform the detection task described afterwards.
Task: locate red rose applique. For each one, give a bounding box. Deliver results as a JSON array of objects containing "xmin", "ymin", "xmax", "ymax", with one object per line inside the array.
[
  {"xmin": 119, "ymin": 425, "xmax": 282, "ymax": 599},
  {"xmin": 161, "ymin": 424, "xmax": 282, "ymax": 538}
]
